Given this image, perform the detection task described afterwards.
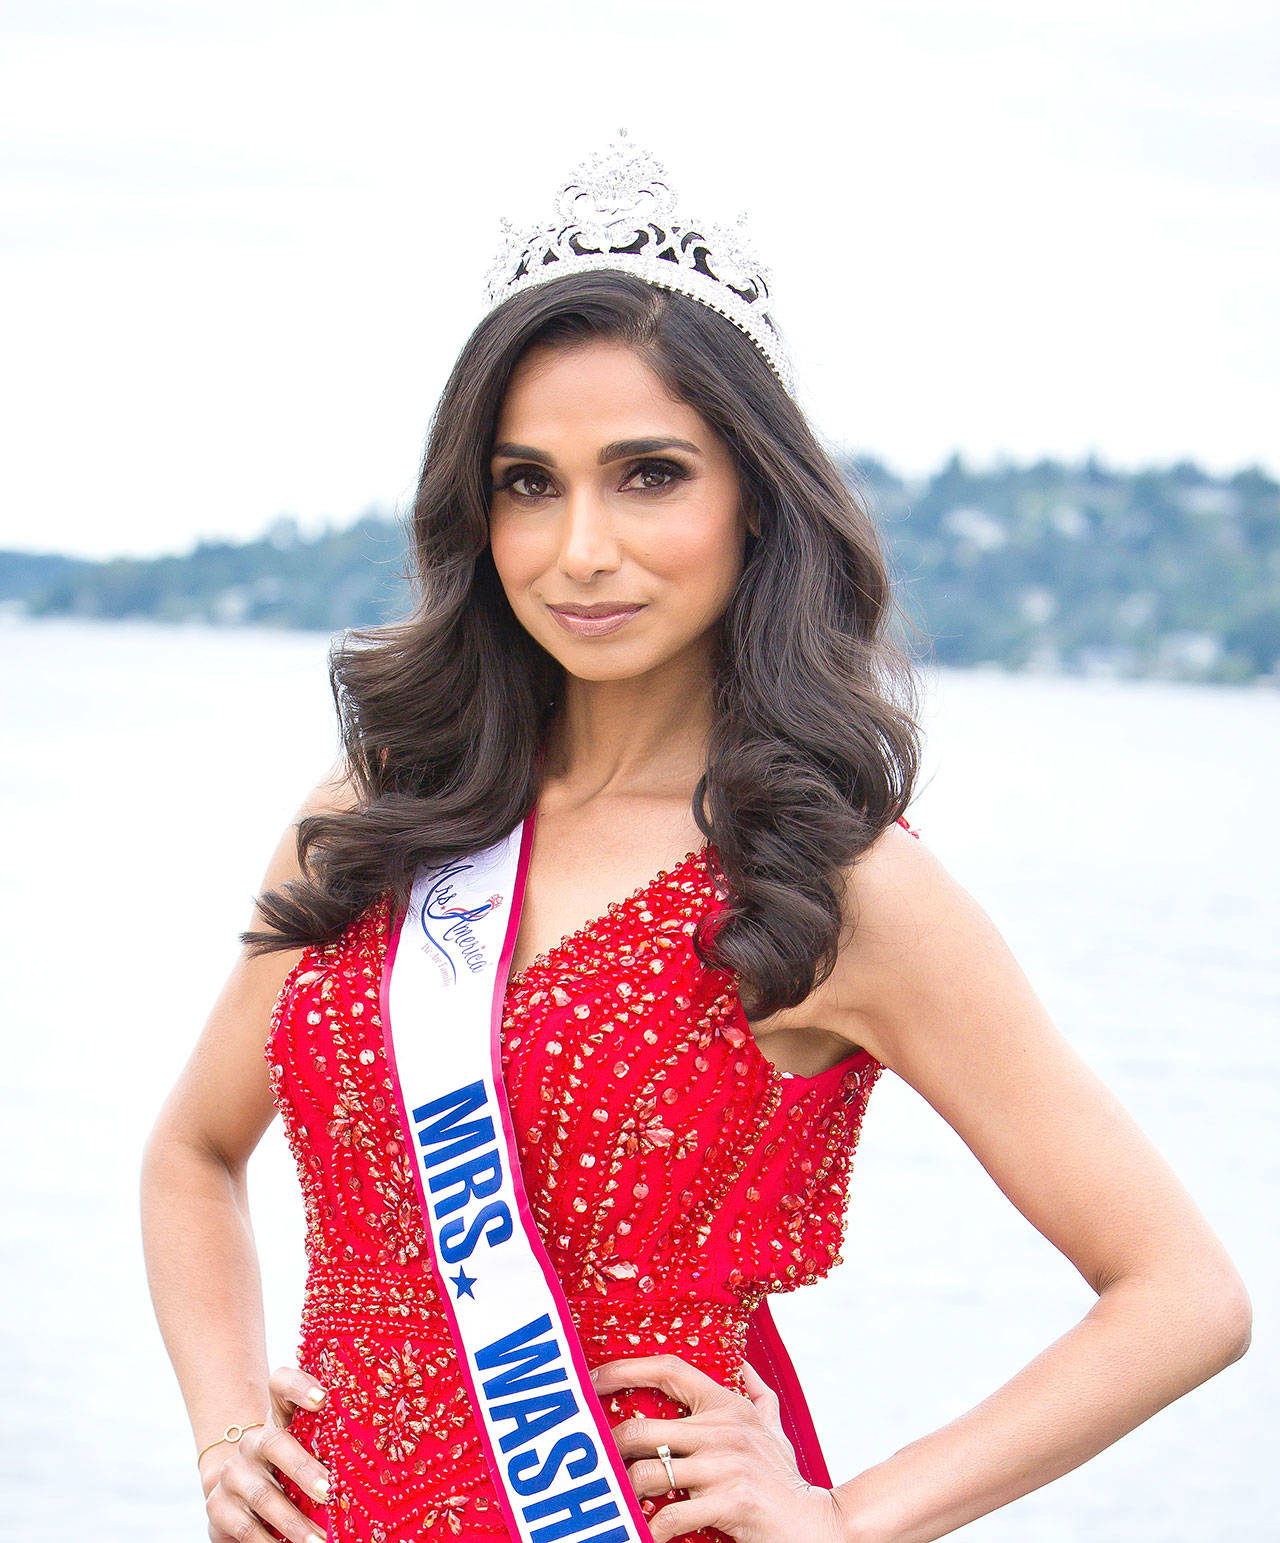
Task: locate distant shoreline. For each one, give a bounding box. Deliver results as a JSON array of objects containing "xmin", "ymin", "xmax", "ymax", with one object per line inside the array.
[{"xmin": 2, "ymin": 452, "xmax": 1276, "ymax": 686}]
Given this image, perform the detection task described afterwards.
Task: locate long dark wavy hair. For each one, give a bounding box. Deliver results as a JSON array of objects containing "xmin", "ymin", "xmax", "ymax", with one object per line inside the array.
[{"xmin": 241, "ymin": 268, "xmax": 925, "ymax": 1020}]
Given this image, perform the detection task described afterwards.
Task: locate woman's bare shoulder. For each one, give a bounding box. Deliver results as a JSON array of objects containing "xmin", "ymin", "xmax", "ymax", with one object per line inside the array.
[
  {"xmin": 144, "ymin": 755, "xmax": 361, "ymax": 1169},
  {"xmin": 833, "ymin": 814, "xmax": 1112, "ymax": 1127},
  {"xmin": 300, "ymin": 753, "xmax": 362, "ymax": 816},
  {"xmin": 837, "ymin": 812, "xmax": 942, "ymax": 936},
  {"xmin": 834, "ymin": 820, "xmax": 1251, "ymax": 1321},
  {"xmin": 829, "ymin": 818, "xmax": 1000, "ymax": 1063}
]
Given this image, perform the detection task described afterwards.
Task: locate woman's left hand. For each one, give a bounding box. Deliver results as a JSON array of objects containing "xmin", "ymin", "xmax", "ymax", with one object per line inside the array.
[{"xmin": 590, "ymin": 1354, "xmax": 848, "ymax": 1543}]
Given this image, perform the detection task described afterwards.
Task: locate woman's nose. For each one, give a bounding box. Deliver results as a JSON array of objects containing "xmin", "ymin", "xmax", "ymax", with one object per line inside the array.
[{"xmin": 557, "ymin": 489, "xmax": 623, "ymax": 571}]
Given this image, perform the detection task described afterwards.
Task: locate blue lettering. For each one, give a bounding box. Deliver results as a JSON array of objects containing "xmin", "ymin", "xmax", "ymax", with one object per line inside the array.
[
  {"xmin": 412, "ymin": 1079, "xmax": 494, "ymax": 1166},
  {"xmin": 508, "ymin": 1432, "xmax": 599, "ymax": 1495},
  {"xmin": 429, "ymin": 1146, "xmax": 504, "ymax": 1218},
  {"xmin": 522, "ymin": 1477, "xmax": 625, "ymax": 1542},
  {"xmin": 440, "ymin": 1199, "xmax": 512, "ymax": 1261}
]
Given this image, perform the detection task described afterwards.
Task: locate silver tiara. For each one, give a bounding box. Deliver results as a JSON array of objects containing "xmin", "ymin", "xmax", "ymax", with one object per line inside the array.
[{"xmin": 480, "ymin": 127, "xmax": 797, "ymax": 398}]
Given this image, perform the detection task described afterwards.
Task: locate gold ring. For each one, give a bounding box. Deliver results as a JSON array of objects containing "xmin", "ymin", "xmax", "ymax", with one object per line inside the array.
[{"xmin": 656, "ymin": 1442, "xmax": 675, "ymax": 1490}]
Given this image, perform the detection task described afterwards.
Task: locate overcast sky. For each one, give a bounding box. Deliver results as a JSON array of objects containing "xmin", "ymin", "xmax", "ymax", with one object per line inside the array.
[{"xmin": 2, "ymin": 0, "xmax": 1276, "ymax": 559}]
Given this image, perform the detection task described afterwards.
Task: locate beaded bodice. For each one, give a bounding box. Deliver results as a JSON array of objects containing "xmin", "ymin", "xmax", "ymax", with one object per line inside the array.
[{"xmin": 264, "ymin": 841, "xmax": 887, "ymax": 1543}]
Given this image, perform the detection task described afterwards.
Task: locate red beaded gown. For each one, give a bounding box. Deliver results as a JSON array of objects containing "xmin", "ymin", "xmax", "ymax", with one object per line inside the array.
[{"xmin": 264, "ymin": 827, "xmax": 912, "ymax": 1542}]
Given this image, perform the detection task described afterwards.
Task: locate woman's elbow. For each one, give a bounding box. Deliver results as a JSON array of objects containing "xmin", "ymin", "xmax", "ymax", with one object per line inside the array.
[
  {"xmin": 1216, "ymin": 1276, "xmax": 1253, "ymax": 1364},
  {"xmin": 1189, "ymin": 1256, "xmax": 1254, "ymax": 1368}
]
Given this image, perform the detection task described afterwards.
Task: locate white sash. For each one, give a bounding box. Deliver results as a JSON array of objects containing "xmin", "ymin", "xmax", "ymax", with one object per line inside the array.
[{"xmin": 378, "ymin": 809, "xmax": 655, "ymax": 1543}]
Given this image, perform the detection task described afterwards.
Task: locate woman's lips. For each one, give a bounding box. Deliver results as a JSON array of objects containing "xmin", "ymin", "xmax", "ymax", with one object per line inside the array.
[{"xmin": 547, "ymin": 604, "xmax": 645, "ymax": 638}]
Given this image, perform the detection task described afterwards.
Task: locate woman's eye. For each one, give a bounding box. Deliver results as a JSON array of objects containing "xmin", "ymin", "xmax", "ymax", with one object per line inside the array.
[
  {"xmin": 501, "ymin": 469, "xmax": 552, "ymax": 498},
  {"xmin": 625, "ymin": 459, "xmax": 684, "ymax": 491},
  {"xmin": 492, "ymin": 458, "xmax": 687, "ymax": 500}
]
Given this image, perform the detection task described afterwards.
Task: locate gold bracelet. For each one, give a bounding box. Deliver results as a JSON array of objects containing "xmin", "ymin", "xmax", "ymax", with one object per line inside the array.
[{"xmin": 196, "ymin": 1420, "xmax": 266, "ymax": 1465}]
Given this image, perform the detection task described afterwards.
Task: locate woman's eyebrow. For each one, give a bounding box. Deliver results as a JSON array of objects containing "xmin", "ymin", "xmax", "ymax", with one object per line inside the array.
[{"xmin": 490, "ymin": 437, "xmax": 703, "ymax": 466}]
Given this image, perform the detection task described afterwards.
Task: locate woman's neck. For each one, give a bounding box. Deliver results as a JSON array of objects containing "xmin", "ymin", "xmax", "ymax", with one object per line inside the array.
[{"xmin": 542, "ymin": 665, "xmax": 715, "ymax": 795}]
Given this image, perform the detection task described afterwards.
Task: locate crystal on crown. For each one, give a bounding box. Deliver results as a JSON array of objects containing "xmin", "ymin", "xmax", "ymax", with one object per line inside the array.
[{"xmin": 480, "ymin": 128, "xmax": 796, "ymax": 397}]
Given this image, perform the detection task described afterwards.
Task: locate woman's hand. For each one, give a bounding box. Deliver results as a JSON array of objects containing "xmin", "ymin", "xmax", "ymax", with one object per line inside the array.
[
  {"xmin": 201, "ymin": 1365, "xmax": 332, "ymax": 1543},
  {"xmin": 591, "ymin": 1354, "xmax": 848, "ymax": 1543}
]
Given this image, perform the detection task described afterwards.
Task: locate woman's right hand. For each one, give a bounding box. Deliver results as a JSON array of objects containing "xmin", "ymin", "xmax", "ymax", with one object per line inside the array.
[{"xmin": 202, "ymin": 1365, "xmax": 332, "ymax": 1543}]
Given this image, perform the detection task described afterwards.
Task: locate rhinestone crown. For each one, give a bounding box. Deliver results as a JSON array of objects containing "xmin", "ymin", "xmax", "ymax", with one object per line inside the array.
[{"xmin": 480, "ymin": 127, "xmax": 796, "ymax": 398}]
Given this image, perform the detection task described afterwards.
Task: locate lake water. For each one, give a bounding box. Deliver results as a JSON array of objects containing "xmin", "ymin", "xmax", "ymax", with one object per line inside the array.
[{"xmin": 1, "ymin": 617, "xmax": 1274, "ymax": 1541}]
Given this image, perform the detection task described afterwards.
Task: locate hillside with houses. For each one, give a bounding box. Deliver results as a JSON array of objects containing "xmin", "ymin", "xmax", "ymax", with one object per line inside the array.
[{"xmin": 3, "ymin": 453, "xmax": 1276, "ymax": 685}]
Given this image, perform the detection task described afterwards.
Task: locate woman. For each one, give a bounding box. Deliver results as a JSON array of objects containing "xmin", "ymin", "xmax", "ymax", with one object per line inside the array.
[{"xmin": 141, "ymin": 134, "xmax": 1251, "ymax": 1543}]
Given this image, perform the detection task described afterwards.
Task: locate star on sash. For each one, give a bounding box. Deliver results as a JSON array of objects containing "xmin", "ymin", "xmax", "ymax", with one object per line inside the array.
[{"xmin": 450, "ymin": 1267, "xmax": 477, "ymax": 1300}]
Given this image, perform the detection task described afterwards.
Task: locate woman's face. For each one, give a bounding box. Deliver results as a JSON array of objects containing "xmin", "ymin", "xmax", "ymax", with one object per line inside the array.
[{"xmin": 487, "ymin": 337, "xmax": 755, "ymax": 684}]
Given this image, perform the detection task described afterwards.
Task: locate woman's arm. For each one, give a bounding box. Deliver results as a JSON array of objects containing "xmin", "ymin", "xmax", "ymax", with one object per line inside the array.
[
  {"xmin": 823, "ymin": 825, "xmax": 1252, "ymax": 1543},
  {"xmin": 139, "ymin": 756, "xmax": 356, "ymax": 1500}
]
